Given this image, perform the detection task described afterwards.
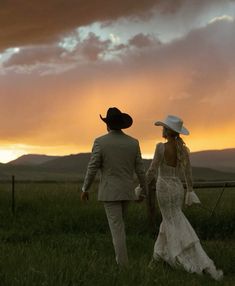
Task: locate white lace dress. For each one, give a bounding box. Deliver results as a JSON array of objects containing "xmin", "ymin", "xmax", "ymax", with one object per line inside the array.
[{"xmin": 146, "ymin": 143, "xmax": 223, "ymax": 280}]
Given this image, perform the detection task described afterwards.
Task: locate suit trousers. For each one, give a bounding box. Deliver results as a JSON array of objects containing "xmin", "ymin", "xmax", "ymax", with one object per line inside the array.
[{"xmin": 103, "ymin": 201, "xmax": 129, "ymax": 266}]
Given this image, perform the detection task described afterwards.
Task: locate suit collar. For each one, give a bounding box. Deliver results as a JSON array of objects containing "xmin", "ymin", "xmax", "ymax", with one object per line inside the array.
[{"xmin": 109, "ymin": 130, "xmax": 124, "ymax": 135}]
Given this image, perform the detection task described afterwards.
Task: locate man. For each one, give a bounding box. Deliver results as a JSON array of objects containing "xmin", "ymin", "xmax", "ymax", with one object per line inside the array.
[{"xmin": 81, "ymin": 107, "xmax": 147, "ymax": 266}]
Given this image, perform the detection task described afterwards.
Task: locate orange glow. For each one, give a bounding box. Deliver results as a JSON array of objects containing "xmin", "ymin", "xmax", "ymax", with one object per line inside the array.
[
  {"xmin": 0, "ymin": 42, "xmax": 234, "ymax": 163},
  {"xmin": 1, "ymin": 122, "xmax": 235, "ymax": 163}
]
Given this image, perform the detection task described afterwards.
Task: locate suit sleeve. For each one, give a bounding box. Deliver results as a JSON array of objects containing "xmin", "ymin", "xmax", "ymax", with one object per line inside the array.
[
  {"xmin": 135, "ymin": 141, "xmax": 147, "ymax": 196},
  {"xmin": 82, "ymin": 139, "xmax": 102, "ymax": 192}
]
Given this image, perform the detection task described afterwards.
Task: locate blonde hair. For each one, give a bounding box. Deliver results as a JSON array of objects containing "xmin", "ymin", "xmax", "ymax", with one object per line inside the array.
[
  {"xmin": 175, "ymin": 136, "xmax": 190, "ymax": 168},
  {"xmin": 163, "ymin": 126, "xmax": 190, "ymax": 168}
]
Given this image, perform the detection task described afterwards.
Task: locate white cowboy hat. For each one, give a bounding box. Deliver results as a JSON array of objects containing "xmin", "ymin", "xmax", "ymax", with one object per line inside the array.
[{"xmin": 155, "ymin": 115, "xmax": 189, "ymax": 135}]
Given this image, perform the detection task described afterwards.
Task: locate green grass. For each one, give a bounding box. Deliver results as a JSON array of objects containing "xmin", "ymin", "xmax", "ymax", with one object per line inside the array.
[{"xmin": 0, "ymin": 182, "xmax": 234, "ymax": 285}]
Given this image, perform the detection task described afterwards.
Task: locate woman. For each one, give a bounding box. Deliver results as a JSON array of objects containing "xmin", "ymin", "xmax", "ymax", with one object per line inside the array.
[{"xmin": 146, "ymin": 115, "xmax": 223, "ymax": 281}]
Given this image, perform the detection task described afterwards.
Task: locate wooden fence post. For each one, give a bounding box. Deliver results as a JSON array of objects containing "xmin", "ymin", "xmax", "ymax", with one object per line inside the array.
[{"xmin": 12, "ymin": 175, "xmax": 15, "ymax": 214}]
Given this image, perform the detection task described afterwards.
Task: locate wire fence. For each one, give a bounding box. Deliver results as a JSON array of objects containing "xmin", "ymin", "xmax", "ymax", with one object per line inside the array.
[{"xmin": 1, "ymin": 176, "xmax": 235, "ymax": 218}]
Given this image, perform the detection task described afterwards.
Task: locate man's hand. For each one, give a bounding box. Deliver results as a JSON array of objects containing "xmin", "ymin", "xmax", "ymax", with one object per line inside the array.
[{"xmin": 81, "ymin": 191, "xmax": 89, "ymax": 202}]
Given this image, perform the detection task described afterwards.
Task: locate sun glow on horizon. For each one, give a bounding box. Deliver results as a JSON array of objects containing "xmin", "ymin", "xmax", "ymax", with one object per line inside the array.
[
  {"xmin": 1, "ymin": 123, "xmax": 235, "ymax": 163},
  {"xmin": 1, "ymin": 140, "xmax": 235, "ymax": 164},
  {"xmin": 0, "ymin": 143, "xmax": 94, "ymax": 163},
  {"xmin": 0, "ymin": 149, "xmax": 26, "ymax": 164}
]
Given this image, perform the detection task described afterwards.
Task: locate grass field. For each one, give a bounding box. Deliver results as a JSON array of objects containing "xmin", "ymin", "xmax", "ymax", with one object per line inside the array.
[{"xmin": 0, "ymin": 182, "xmax": 234, "ymax": 286}]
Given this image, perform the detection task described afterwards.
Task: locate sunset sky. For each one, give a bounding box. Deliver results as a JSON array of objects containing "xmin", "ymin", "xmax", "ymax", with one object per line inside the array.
[{"xmin": 0, "ymin": 0, "xmax": 235, "ymax": 163}]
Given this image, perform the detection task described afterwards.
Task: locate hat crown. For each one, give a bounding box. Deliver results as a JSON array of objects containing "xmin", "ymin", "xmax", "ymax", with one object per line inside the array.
[
  {"xmin": 100, "ymin": 107, "xmax": 133, "ymax": 129},
  {"xmin": 155, "ymin": 114, "xmax": 189, "ymax": 135},
  {"xmin": 106, "ymin": 107, "xmax": 122, "ymax": 119},
  {"xmin": 165, "ymin": 115, "xmax": 183, "ymax": 131}
]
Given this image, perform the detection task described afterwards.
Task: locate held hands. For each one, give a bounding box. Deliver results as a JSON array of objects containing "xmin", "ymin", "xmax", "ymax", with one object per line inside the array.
[{"xmin": 135, "ymin": 185, "xmax": 146, "ymax": 203}]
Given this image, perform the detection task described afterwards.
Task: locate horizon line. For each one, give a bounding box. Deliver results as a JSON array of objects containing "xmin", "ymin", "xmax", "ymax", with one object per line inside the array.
[{"xmin": 1, "ymin": 146, "xmax": 235, "ymax": 164}]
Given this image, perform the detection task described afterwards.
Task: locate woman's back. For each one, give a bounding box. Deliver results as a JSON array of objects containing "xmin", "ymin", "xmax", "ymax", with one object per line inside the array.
[{"xmin": 163, "ymin": 142, "xmax": 177, "ymax": 168}]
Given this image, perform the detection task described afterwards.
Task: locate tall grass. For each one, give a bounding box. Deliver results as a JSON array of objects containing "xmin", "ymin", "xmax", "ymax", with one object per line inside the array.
[{"xmin": 0, "ymin": 182, "xmax": 234, "ymax": 285}]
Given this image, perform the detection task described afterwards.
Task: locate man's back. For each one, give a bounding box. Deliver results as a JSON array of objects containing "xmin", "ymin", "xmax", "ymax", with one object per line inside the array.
[
  {"xmin": 98, "ymin": 130, "xmax": 138, "ymax": 175},
  {"xmin": 81, "ymin": 107, "xmax": 146, "ymax": 267},
  {"xmin": 83, "ymin": 130, "xmax": 146, "ymax": 201}
]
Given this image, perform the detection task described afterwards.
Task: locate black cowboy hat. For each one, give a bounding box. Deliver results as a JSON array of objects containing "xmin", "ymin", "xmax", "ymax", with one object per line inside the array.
[{"xmin": 100, "ymin": 107, "xmax": 133, "ymax": 129}]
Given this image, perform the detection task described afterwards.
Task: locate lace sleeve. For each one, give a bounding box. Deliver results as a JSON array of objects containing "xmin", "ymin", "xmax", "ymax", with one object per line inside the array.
[
  {"xmin": 184, "ymin": 152, "xmax": 201, "ymax": 206},
  {"xmin": 146, "ymin": 143, "xmax": 163, "ymax": 184},
  {"xmin": 184, "ymin": 151, "xmax": 194, "ymax": 192}
]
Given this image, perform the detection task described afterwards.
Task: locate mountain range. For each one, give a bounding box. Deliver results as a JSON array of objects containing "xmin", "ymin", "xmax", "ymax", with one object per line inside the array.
[
  {"xmin": 8, "ymin": 154, "xmax": 60, "ymax": 166},
  {"xmin": 0, "ymin": 148, "xmax": 234, "ymax": 181},
  {"xmin": 190, "ymin": 149, "xmax": 235, "ymax": 172},
  {"xmin": 7, "ymin": 148, "xmax": 235, "ymax": 172}
]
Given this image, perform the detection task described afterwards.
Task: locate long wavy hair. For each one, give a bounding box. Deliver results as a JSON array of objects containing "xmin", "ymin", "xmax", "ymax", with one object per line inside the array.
[{"xmin": 163, "ymin": 127, "xmax": 190, "ymax": 168}]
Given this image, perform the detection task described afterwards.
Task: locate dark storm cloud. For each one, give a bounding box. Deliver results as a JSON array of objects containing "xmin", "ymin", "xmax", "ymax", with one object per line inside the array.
[
  {"xmin": 0, "ymin": 0, "xmax": 162, "ymax": 51},
  {"xmin": 1, "ymin": 0, "xmax": 230, "ymax": 51}
]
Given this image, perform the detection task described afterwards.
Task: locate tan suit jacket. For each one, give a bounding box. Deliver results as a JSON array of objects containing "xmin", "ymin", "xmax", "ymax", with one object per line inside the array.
[{"xmin": 82, "ymin": 130, "xmax": 146, "ymax": 201}]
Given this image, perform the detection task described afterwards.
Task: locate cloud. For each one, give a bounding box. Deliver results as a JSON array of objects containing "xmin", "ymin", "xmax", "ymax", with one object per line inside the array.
[
  {"xmin": 3, "ymin": 45, "xmax": 65, "ymax": 67},
  {"xmin": 0, "ymin": 16, "xmax": 235, "ymax": 154},
  {"xmin": 75, "ymin": 32, "xmax": 112, "ymax": 61},
  {"xmin": 2, "ymin": 32, "xmax": 162, "ymax": 71},
  {"xmin": 128, "ymin": 33, "xmax": 161, "ymax": 48},
  {"xmin": 0, "ymin": 0, "xmax": 162, "ymax": 51},
  {"xmin": 1, "ymin": 0, "xmax": 232, "ymax": 52},
  {"xmin": 209, "ymin": 14, "xmax": 234, "ymax": 24},
  {"xmin": 3, "ymin": 32, "xmax": 113, "ymax": 68}
]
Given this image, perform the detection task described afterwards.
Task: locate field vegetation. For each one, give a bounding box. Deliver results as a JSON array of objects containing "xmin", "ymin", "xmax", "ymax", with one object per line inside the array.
[{"xmin": 0, "ymin": 182, "xmax": 234, "ymax": 285}]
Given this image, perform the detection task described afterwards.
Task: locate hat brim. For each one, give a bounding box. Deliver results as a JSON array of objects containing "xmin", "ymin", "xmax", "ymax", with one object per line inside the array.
[
  {"xmin": 155, "ymin": 121, "xmax": 190, "ymax": 135},
  {"xmin": 100, "ymin": 113, "xmax": 133, "ymax": 129}
]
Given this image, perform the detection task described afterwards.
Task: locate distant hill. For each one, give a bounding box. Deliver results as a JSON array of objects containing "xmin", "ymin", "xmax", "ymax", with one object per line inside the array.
[
  {"xmin": 0, "ymin": 148, "xmax": 234, "ymax": 182},
  {"xmin": 8, "ymin": 148, "xmax": 235, "ymax": 172},
  {"xmin": 40, "ymin": 153, "xmax": 91, "ymax": 173},
  {"xmin": 8, "ymin": 154, "xmax": 60, "ymax": 166},
  {"xmin": 190, "ymin": 149, "xmax": 235, "ymax": 172},
  {"xmin": 39, "ymin": 148, "xmax": 235, "ymax": 174}
]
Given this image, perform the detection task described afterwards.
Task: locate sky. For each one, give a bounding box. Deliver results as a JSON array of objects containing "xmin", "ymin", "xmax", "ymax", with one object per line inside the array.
[{"xmin": 0, "ymin": 0, "xmax": 235, "ymax": 163}]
